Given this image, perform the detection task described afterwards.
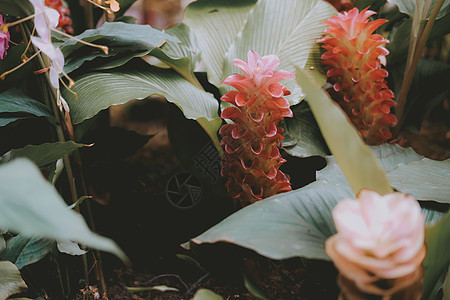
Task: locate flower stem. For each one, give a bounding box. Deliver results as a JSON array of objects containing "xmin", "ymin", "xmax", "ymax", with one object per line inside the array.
[
  {"xmin": 395, "ymin": 0, "xmax": 445, "ymax": 129},
  {"xmin": 51, "ymin": 27, "xmax": 109, "ymax": 54},
  {"xmin": 0, "ymin": 50, "xmax": 40, "ymax": 80}
]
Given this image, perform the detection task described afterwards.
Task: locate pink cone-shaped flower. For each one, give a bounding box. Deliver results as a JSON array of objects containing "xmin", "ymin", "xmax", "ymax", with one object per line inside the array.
[
  {"xmin": 318, "ymin": 8, "xmax": 397, "ymax": 145},
  {"xmin": 326, "ymin": 189, "xmax": 425, "ymax": 297},
  {"xmin": 0, "ymin": 15, "xmax": 10, "ymax": 60},
  {"xmin": 220, "ymin": 50, "xmax": 294, "ymax": 206}
]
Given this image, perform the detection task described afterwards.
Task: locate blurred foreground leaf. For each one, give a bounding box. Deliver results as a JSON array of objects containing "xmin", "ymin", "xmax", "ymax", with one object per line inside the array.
[
  {"xmin": 0, "ymin": 261, "xmax": 27, "ymax": 300},
  {"xmin": 0, "ymin": 159, "xmax": 127, "ymax": 261}
]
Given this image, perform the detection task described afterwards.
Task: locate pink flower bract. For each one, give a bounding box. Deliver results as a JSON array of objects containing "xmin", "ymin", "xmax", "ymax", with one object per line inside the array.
[
  {"xmin": 0, "ymin": 15, "xmax": 10, "ymax": 60},
  {"xmin": 220, "ymin": 50, "xmax": 294, "ymax": 206},
  {"xmin": 318, "ymin": 8, "xmax": 397, "ymax": 145},
  {"xmin": 326, "ymin": 189, "xmax": 426, "ymax": 295}
]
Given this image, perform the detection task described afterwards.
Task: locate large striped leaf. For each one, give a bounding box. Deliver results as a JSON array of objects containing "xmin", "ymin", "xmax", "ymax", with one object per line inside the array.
[
  {"xmin": 192, "ymin": 144, "xmax": 447, "ymax": 261},
  {"xmin": 63, "ymin": 60, "xmax": 221, "ymax": 147},
  {"xmin": 184, "ymin": 0, "xmax": 257, "ymax": 87},
  {"xmin": 221, "ymin": 0, "xmax": 336, "ymax": 103},
  {"xmin": 150, "ymin": 23, "xmax": 202, "ymax": 87}
]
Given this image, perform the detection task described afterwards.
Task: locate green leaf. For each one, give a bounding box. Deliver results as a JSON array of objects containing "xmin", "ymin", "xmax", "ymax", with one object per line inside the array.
[
  {"xmin": 394, "ymin": 59, "xmax": 450, "ymax": 129},
  {"xmin": 191, "ymin": 144, "xmax": 446, "ymax": 261},
  {"xmin": 0, "ymin": 234, "xmax": 54, "ymax": 269},
  {"xmin": 283, "ymin": 101, "xmax": 329, "ymax": 157},
  {"xmin": 243, "ymin": 271, "xmax": 269, "ymax": 300},
  {"xmin": 0, "ymin": 89, "xmax": 54, "ymax": 127},
  {"xmin": 388, "ymin": 0, "xmax": 450, "ymax": 19},
  {"xmin": 0, "ymin": 158, "xmax": 127, "ymax": 261},
  {"xmin": 192, "ymin": 289, "xmax": 224, "ymax": 300},
  {"xmin": 56, "ymin": 240, "xmax": 87, "ymax": 256},
  {"xmin": 184, "ymin": 0, "xmax": 257, "ymax": 88},
  {"xmin": 296, "ymin": 68, "xmax": 393, "ymax": 195},
  {"xmin": 422, "ymin": 213, "xmax": 450, "ymax": 300},
  {"xmin": 0, "ymin": 0, "xmax": 33, "ymax": 16},
  {"xmin": 63, "ymin": 60, "xmax": 221, "ymax": 151},
  {"xmin": 0, "ymin": 141, "xmax": 85, "ymax": 167},
  {"xmin": 150, "ymin": 23, "xmax": 201, "ymax": 87},
  {"xmin": 222, "ymin": 0, "xmax": 336, "ymax": 104},
  {"xmin": 0, "ymin": 261, "xmax": 27, "ymax": 300},
  {"xmin": 388, "ymin": 157, "xmax": 450, "ymax": 203},
  {"xmin": 60, "ymin": 22, "xmax": 177, "ymax": 73}
]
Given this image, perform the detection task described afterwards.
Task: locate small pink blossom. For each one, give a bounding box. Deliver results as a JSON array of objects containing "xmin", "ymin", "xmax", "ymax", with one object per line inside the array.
[
  {"xmin": 0, "ymin": 15, "xmax": 10, "ymax": 59},
  {"xmin": 326, "ymin": 189, "xmax": 425, "ymax": 295}
]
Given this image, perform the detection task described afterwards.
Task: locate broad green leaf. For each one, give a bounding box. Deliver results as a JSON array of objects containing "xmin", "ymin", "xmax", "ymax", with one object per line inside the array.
[
  {"xmin": 150, "ymin": 23, "xmax": 202, "ymax": 87},
  {"xmin": 0, "ymin": 261, "xmax": 27, "ymax": 300},
  {"xmin": 192, "ymin": 289, "xmax": 224, "ymax": 300},
  {"xmin": 388, "ymin": 158, "xmax": 450, "ymax": 203},
  {"xmin": 60, "ymin": 22, "xmax": 178, "ymax": 73},
  {"xmin": 296, "ymin": 68, "xmax": 393, "ymax": 195},
  {"xmin": 0, "ymin": 141, "xmax": 85, "ymax": 167},
  {"xmin": 0, "ymin": 158, "xmax": 127, "ymax": 261},
  {"xmin": 62, "ymin": 60, "xmax": 221, "ymax": 151},
  {"xmin": 0, "ymin": 236, "xmax": 5, "ymax": 253},
  {"xmin": 388, "ymin": 0, "xmax": 450, "ymax": 19},
  {"xmin": 283, "ymin": 101, "xmax": 329, "ymax": 157},
  {"xmin": 222, "ymin": 0, "xmax": 336, "ymax": 104},
  {"xmin": 57, "ymin": 240, "xmax": 87, "ymax": 256},
  {"xmin": 192, "ymin": 144, "xmax": 446, "ymax": 261},
  {"xmin": 192, "ymin": 179, "xmax": 350, "ymax": 261},
  {"xmin": 0, "ymin": 89, "xmax": 54, "ymax": 127},
  {"xmin": 184, "ymin": 0, "xmax": 257, "ymax": 87},
  {"xmin": 0, "ymin": 0, "xmax": 33, "ymax": 16},
  {"xmin": 422, "ymin": 213, "xmax": 450, "ymax": 300},
  {"xmin": 0, "ymin": 234, "xmax": 54, "ymax": 269}
]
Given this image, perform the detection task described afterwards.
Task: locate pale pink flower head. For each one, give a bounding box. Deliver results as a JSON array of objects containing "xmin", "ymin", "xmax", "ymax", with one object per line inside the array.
[
  {"xmin": 326, "ymin": 189, "xmax": 425, "ymax": 294},
  {"xmin": 224, "ymin": 50, "xmax": 294, "ymax": 96},
  {"xmin": 0, "ymin": 15, "xmax": 10, "ymax": 59}
]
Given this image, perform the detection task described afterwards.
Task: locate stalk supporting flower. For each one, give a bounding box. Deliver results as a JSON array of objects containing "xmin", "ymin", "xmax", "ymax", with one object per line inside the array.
[
  {"xmin": 326, "ymin": 189, "xmax": 425, "ymax": 299},
  {"xmin": 0, "ymin": 15, "xmax": 10, "ymax": 59},
  {"xmin": 220, "ymin": 50, "xmax": 293, "ymax": 207},
  {"xmin": 318, "ymin": 7, "xmax": 397, "ymax": 145}
]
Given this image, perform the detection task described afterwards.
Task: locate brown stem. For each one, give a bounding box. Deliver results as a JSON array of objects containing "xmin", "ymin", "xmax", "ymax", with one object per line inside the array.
[{"xmin": 395, "ymin": 0, "xmax": 445, "ymax": 130}]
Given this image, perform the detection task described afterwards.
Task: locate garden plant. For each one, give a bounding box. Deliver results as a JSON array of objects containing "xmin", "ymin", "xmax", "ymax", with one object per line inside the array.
[{"xmin": 0, "ymin": 0, "xmax": 449, "ymax": 299}]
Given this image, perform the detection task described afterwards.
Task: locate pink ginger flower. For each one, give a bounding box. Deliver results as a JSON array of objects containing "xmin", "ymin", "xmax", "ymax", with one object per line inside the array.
[
  {"xmin": 326, "ymin": 189, "xmax": 426, "ymax": 297},
  {"xmin": 220, "ymin": 50, "xmax": 294, "ymax": 207},
  {"xmin": 318, "ymin": 8, "xmax": 397, "ymax": 145},
  {"xmin": 0, "ymin": 15, "xmax": 10, "ymax": 60}
]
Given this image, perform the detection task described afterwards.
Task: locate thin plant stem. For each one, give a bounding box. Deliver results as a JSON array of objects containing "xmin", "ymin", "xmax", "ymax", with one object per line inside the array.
[
  {"xmin": 0, "ymin": 50, "xmax": 40, "ymax": 79},
  {"xmin": 51, "ymin": 28, "xmax": 109, "ymax": 54},
  {"xmin": 395, "ymin": 0, "xmax": 445, "ymax": 129}
]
